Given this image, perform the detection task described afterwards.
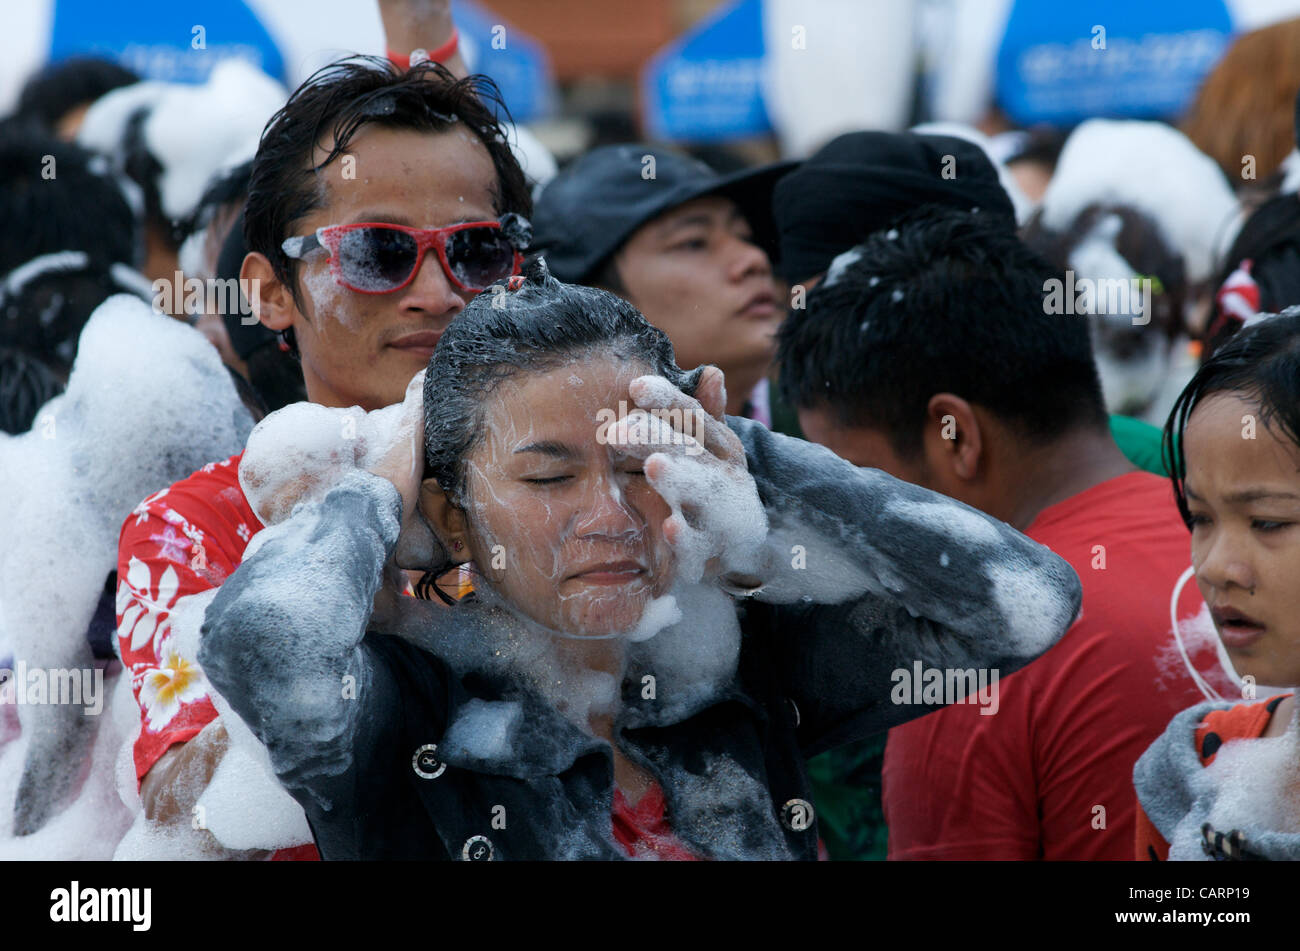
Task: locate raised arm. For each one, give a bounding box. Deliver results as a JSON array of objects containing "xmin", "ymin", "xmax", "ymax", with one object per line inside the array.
[
  {"xmin": 623, "ymin": 371, "xmax": 1081, "ymax": 751},
  {"xmin": 731, "ymin": 415, "xmax": 1080, "ymax": 646},
  {"xmin": 378, "ymin": 0, "xmax": 468, "ymax": 77},
  {"xmin": 731, "ymin": 414, "xmax": 1082, "ymax": 748},
  {"xmin": 197, "ymin": 469, "xmax": 406, "ymax": 814}
]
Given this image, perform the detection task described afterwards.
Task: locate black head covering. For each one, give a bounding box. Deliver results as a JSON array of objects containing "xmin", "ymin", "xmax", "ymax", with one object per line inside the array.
[
  {"xmin": 532, "ymin": 144, "xmax": 795, "ymax": 284},
  {"xmin": 773, "ymin": 131, "xmax": 1017, "ymax": 282}
]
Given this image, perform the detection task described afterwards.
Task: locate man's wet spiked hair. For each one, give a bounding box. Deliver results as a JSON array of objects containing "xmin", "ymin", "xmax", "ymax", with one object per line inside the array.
[{"xmin": 244, "ymin": 55, "xmax": 532, "ymax": 300}]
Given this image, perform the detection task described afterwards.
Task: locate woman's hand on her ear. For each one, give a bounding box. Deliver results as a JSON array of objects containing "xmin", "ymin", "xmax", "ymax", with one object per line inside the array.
[
  {"xmin": 240, "ymin": 371, "xmax": 426, "ymax": 526},
  {"xmin": 366, "ymin": 369, "xmax": 426, "ymax": 523}
]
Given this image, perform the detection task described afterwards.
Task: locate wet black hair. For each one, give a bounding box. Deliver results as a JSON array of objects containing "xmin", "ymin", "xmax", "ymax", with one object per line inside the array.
[
  {"xmin": 215, "ymin": 205, "xmax": 308, "ymax": 414},
  {"xmin": 243, "ymin": 56, "xmax": 531, "ymax": 310},
  {"xmin": 15, "ymin": 57, "xmax": 139, "ymax": 131},
  {"xmin": 0, "ymin": 346, "xmax": 63, "ymax": 434},
  {"xmin": 0, "ymin": 265, "xmax": 149, "ymax": 372},
  {"xmin": 414, "ymin": 257, "xmax": 700, "ymax": 601},
  {"xmin": 1163, "ymin": 309, "xmax": 1300, "ymax": 528},
  {"xmin": 0, "ymin": 121, "xmax": 137, "ymax": 276},
  {"xmin": 777, "ymin": 206, "xmax": 1108, "ymax": 461},
  {"xmin": 1205, "ymin": 193, "xmax": 1300, "ymax": 358}
]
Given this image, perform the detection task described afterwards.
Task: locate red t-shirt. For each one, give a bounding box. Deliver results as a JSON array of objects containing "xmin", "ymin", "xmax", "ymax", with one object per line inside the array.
[
  {"xmin": 882, "ymin": 471, "xmax": 1234, "ymax": 860},
  {"xmin": 116, "ymin": 451, "xmax": 319, "ymax": 860}
]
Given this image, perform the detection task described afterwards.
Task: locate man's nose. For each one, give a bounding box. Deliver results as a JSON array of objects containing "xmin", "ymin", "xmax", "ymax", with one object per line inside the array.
[
  {"xmin": 727, "ymin": 232, "xmax": 773, "ymax": 283},
  {"xmin": 400, "ymin": 248, "xmax": 467, "ymax": 318}
]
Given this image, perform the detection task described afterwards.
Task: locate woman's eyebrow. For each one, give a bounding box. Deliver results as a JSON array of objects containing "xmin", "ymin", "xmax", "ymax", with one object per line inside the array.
[
  {"xmin": 513, "ymin": 441, "xmax": 577, "ymax": 459},
  {"xmin": 1224, "ymin": 488, "xmax": 1300, "ymax": 504},
  {"xmin": 1187, "ymin": 484, "xmax": 1300, "ymax": 504}
]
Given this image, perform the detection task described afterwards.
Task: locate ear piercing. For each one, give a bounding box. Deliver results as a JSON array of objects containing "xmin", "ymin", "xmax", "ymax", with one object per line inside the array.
[{"xmin": 453, "ymin": 540, "xmax": 463, "ymax": 552}]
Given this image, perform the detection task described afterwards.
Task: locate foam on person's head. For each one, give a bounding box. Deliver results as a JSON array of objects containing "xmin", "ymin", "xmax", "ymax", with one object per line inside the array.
[
  {"xmin": 240, "ymin": 397, "xmax": 413, "ymax": 526},
  {"xmin": 0, "ymin": 293, "xmax": 252, "ymax": 843},
  {"xmin": 76, "ymin": 81, "xmax": 169, "ymax": 157},
  {"xmin": 143, "ymin": 61, "xmax": 285, "ymax": 223},
  {"xmin": 1038, "ymin": 119, "xmax": 1240, "ymax": 283}
]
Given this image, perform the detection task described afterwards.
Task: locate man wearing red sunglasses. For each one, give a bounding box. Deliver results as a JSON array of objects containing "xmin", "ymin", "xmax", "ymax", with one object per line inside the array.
[
  {"xmin": 241, "ymin": 65, "xmax": 530, "ymax": 413},
  {"xmin": 114, "ymin": 53, "xmax": 531, "ymax": 859},
  {"xmin": 280, "ymin": 216, "xmax": 526, "ymax": 299}
]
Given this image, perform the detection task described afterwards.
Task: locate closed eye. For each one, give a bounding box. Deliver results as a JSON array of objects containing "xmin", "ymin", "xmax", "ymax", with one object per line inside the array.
[
  {"xmin": 523, "ymin": 475, "xmax": 572, "ymax": 485},
  {"xmin": 1253, "ymin": 519, "xmax": 1290, "ymax": 532}
]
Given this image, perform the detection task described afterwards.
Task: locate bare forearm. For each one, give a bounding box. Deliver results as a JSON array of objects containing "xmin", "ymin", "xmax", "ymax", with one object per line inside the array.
[
  {"xmin": 139, "ymin": 723, "xmax": 274, "ymax": 859},
  {"xmin": 377, "ymin": 0, "xmax": 468, "ymax": 77}
]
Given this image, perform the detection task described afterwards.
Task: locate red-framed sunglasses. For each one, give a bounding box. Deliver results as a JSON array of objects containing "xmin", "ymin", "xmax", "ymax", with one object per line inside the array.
[{"xmin": 281, "ymin": 214, "xmax": 526, "ymax": 294}]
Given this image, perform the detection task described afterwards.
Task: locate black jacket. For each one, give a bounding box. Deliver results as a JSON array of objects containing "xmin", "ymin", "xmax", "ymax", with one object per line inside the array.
[{"xmin": 200, "ymin": 417, "xmax": 1082, "ymax": 860}]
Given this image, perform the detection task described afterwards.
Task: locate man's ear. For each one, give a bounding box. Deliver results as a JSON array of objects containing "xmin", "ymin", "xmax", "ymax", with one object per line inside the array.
[
  {"xmin": 241, "ymin": 251, "xmax": 299, "ymax": 333},
  {"xmin": 924, "ymin": 393, "xmax": 983, "ymax": 482},
  {"xmin": 418, "ymin": 478, "xmax": 470, "ymax": 561}
]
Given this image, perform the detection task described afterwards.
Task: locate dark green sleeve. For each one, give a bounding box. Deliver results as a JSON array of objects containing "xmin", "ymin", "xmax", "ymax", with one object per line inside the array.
[{"xmin": 1109, "ymin": 413, "xmax": 1168, "ymax": 476}]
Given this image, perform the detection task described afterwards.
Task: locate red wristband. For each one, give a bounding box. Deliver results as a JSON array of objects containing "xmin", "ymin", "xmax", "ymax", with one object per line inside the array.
[{"xmin": 388, "ymin": 26, "xmax": 459, "ymax": 70}]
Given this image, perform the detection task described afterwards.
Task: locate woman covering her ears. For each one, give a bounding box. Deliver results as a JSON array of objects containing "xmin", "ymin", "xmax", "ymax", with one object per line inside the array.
[{"xmin": 200, "ymin": 258, "xmax": 1082, "ymax": 860}]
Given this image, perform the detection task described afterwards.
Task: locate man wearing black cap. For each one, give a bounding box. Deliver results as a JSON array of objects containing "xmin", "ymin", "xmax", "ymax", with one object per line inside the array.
[
  {"xmin": 532, "ymin": 145, "xmax": 793, "ymax": 426},
  {"xmin": 762, "ymin": 130, "xmax": 1020, "ymax": 862},
  {"xmin": 773, "ymin": 130, "xmax": 1018, "ymax": 288}
]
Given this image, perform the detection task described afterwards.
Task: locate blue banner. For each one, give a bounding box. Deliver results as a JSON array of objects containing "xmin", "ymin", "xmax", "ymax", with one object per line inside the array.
[
  {"xmin": 996, "ymin": 0, "xmax": 1234, "ymax": 126},
  {"xmin": 642, "ymin": 0, "xmax": 771, "ymax": 142},
  {"xmin": 48, "ymin": 0, "xmax": 285, "ymax": 85},
  {"xmin": 454, "ymin": 0, "xmax": 555, "ymax": 122}
]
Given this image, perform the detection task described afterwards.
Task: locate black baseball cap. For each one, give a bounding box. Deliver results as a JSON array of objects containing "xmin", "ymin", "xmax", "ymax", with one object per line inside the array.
[
  {"xmin": 773, "ymin": 131, "xmax": 1017, "ymax": 282},
  {"xmin": 531, "ymin": 144, "xmax": 796, "ymax": 284}
]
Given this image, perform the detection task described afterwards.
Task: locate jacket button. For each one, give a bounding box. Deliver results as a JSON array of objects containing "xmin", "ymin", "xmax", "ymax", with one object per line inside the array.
[
  {"xmin": 462, "ymin": 835, "xmax": 494, "ymax": 861},
  {"xmin": 412, "ymin": 743, "xmax": 446, "ymax": 779},
  {"xmin": 781, "ymin": 798, "xmax": 815, "ymax": 832}
]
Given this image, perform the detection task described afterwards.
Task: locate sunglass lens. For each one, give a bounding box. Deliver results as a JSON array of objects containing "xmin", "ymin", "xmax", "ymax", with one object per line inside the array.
[
  {"xmin": 337, "ymin": 227, "xmax": 418, "ymax": 291},
  {"xmin": 446, "ymin": 228, "xmax": 516, "ymax": 289}
]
